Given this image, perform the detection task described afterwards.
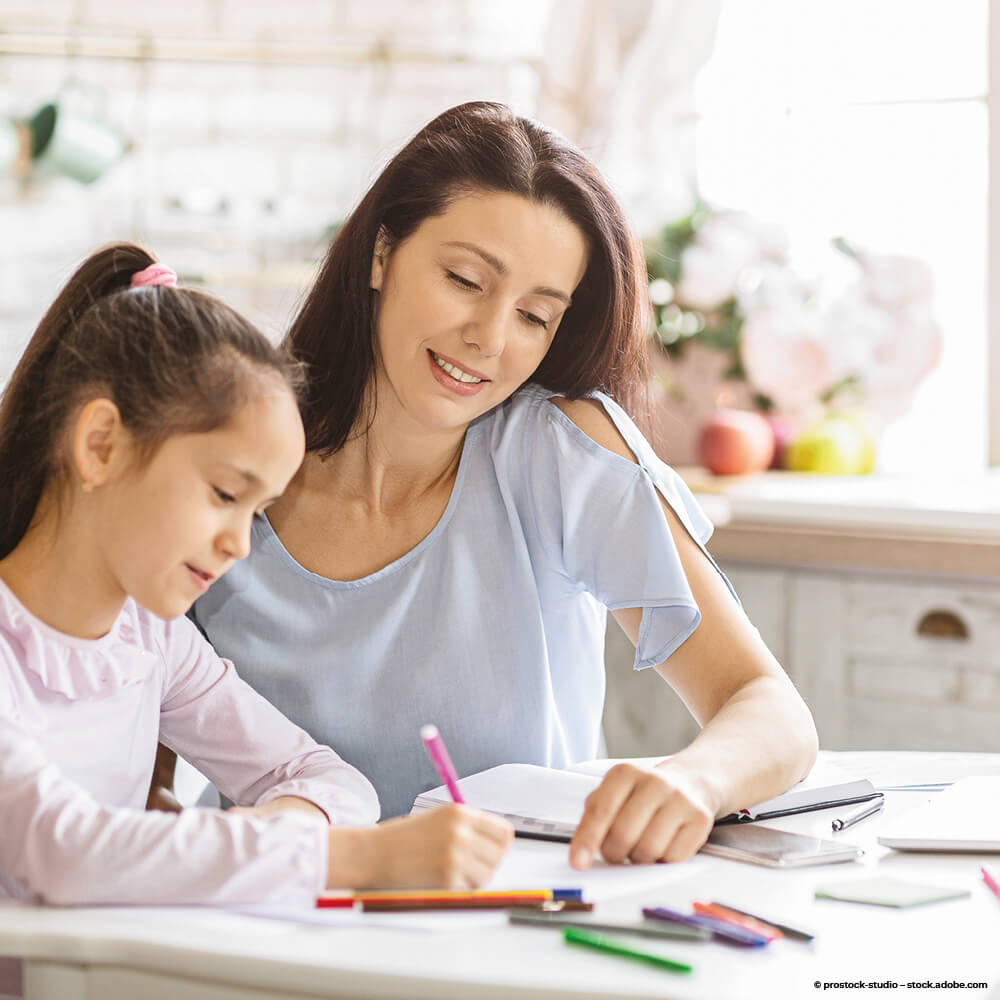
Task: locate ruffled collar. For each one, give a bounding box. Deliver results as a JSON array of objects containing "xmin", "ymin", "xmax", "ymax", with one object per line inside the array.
[{"xmin": 0, "ymin": 579, "xmax": 152, "ymax": 699}]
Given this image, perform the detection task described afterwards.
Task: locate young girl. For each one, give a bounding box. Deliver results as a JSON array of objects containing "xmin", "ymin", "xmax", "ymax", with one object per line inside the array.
[{"xmin": 0, "ymin": 244, "xmax": 513, "ymax": 919}]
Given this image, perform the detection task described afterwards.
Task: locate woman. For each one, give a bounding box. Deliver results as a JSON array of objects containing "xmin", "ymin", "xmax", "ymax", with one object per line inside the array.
[{"xmin": 190, "ymin": 101, "xmax": 818, "ymax": 868}]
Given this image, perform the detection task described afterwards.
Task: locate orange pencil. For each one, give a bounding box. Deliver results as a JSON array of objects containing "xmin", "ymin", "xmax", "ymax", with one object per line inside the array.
[{"xmin": 693, "ymin": 902, "xmax": 784, "ymax": 941}]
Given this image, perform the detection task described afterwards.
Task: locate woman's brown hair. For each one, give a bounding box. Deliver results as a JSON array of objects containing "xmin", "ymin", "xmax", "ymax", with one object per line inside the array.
[
  {"xmin": 0, "ymin": 242, "xmax": 301, "ymax": 559},
  {"xmin": 286, "ymin": 100, "xmax": 650, "ymax": 456}
]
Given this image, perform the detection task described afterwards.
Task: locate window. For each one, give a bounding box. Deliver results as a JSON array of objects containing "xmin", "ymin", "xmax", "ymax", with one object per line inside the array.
[{"xmin": 694, "ymin": 0, "xmax": 987, "ymax": 473}]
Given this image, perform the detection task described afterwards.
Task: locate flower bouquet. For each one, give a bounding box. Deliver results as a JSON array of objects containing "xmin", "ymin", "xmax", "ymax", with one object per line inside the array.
[{"xmin": 645, "ymin": 202, "xmax": 941, "ymax": 475}]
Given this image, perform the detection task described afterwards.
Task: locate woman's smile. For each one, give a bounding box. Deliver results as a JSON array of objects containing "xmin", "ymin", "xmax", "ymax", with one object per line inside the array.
[{"xmin": 427, "ymin": 349, "xmax": 491, "ymax": 396}]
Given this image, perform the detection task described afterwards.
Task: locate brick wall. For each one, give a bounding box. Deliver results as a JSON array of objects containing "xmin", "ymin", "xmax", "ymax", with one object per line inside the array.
[{"xmin": 0, "ymin": 0, "xmax": 552, "ymax": 377}]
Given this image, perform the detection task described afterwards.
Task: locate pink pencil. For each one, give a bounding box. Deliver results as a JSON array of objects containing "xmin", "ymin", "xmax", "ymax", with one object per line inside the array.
[
  {"xmin": 982, "ymin": 867, "xmax": 1000, "ymax": 901},
  {"xmin": 420, "ymin": 724, "xmax": 466, "ymax": 803}
]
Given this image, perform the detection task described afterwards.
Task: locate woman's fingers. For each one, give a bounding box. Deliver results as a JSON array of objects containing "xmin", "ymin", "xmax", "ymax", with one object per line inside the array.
[{"xmin": 570, "ymin": 764, "xmax": 714, "ymax": 868}]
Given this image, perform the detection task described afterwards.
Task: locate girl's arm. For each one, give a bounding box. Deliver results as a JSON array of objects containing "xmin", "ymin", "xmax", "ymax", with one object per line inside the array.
[
  {"xmin": 547, "ymin": 398, "xmax": 818, "ymax": 869},
  {"xmin": 0, "ymin": 682, "xmax": 511, "ymax": 905},
  {"xmin": 152, "ymin": 614, "xmax": 380, "ymax": 827}
]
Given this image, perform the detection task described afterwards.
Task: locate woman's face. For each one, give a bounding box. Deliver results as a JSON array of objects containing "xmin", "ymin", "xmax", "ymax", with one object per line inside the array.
[{"xmin": 370, "ymin": 190, "xmax": 588, "ymax": 434}]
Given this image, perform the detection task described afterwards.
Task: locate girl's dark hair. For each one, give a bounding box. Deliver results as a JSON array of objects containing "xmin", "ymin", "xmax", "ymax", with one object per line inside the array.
[
  {"xmin": 286, "ymin": 100, "xmax": 650, "ymax": 455},
  {"xmin": 0, "ymin": 242, "xmax": 302, "ymax": 559}
]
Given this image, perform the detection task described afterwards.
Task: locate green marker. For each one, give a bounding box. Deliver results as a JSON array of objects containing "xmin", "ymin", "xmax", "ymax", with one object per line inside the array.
[{"xmin": 563, "ymin": 926, "xmax": 693, "ymax": 974}]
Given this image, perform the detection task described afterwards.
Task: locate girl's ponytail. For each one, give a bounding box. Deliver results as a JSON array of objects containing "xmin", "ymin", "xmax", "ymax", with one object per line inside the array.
[
  {"xmin": 0, "ymin": 245, "xmax": 155, "ymax": 558},
  {"xmin": 0, "ymin": 243, "xmax": 298, "ymax": 560}
]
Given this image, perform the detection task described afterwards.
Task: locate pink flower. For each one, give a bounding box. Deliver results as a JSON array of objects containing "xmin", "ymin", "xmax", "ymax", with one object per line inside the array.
[{"xmin": 740, "ymin": 305, "xmax": 834, "ymax": 412}]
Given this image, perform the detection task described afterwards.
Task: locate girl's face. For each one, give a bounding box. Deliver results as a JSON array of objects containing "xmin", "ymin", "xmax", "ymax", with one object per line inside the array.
[
  {"xmin": 370, "ymin": 191, "xmax": 588, "ymax": 434},
  {"xmin": 97, "ymin": 387, "xmax": 305, "ymax": 621}
]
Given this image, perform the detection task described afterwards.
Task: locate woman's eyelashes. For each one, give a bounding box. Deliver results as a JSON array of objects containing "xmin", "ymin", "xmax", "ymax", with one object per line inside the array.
[
  {"xmin": 445, "ymin": 270, "xmax": 550, "ymax": 330},
  {"xmin": 446, "ymin": 269, "xmax": 479, "ymax": 292}
]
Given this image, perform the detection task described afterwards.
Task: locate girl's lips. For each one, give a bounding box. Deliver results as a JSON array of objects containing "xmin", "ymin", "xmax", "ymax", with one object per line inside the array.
[
  {"xmin": 427, "ymin": 350, "xmax": 489, "ymax": 397},
  {"xmin": 186, "ymin": 564, "xmax": 215, "ymax": 592}
]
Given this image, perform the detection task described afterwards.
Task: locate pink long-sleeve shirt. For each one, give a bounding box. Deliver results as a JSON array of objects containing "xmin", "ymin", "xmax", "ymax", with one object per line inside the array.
[{"xmin": 0, "ymin": 578, "xmax": 380, "ymax": 907}]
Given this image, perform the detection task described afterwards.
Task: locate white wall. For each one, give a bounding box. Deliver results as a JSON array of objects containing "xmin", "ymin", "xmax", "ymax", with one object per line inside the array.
[{"xmin": 0, "ymin": 0, "xmax": 551, "ymax": 374}]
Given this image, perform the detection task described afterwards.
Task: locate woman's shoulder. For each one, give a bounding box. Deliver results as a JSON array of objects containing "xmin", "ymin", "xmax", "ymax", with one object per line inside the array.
[{"xmin": 493, "ymin": 384, "xmax": 646, "ymax": 469}]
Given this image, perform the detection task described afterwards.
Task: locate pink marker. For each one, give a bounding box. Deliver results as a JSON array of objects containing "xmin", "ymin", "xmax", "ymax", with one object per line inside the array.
[
  {"xmin": 420, "ymin": 724, "xmax": 466, "ymax": 803},
  {"xmin": 982, "ymin": 867, "xmax": 1000, "ymax": 902}
]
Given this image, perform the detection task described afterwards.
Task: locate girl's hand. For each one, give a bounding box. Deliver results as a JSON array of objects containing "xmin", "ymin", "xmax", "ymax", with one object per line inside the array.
[
  {"xmin": 327, "ymin": 805, "xmax": 514, "ymax": 890},
  {"xmin": 569, "ymin": 763, "xmax": 716, "ymax": 869}
]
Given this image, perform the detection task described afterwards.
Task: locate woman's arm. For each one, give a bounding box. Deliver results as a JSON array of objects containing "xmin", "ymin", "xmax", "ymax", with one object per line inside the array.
[{"xmin": 549, "ymin": 398, "xmax": 818, "ymax": 868}]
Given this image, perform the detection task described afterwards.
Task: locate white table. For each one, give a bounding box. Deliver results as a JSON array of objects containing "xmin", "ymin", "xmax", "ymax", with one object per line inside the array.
[{"xmin": 3, "ymin": 752, "xmax": 999, "ymax": 1000}]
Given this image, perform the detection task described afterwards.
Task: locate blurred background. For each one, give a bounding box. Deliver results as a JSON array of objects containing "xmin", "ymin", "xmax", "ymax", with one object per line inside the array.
[
  {"xmin": 2, "ymin": 1, "xmax": 998, "ymax": 757},
  {"xmin": 0, "ymin": 0, "xmax": 988, "ymax": 474}
]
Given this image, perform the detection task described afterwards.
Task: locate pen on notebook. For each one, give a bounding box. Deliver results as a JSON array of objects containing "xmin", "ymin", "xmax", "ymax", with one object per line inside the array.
[
  {"xmin": 831, "ymin": 793, "xmax": 884, "ymax": 832},
  {"xmin": 708, "ymin": 901, "xmax": 815, "ymax": 943},
  {"xmin": 420, "ymin": 723, "xmax": 465, "ymax": 803},
  {"xmin": 982, "ymin": 867, "xmax": 1000, "ymax": 901},
  {"xmin": 563, "ymin": 927, "xmax": 693, "ymax": 975}
]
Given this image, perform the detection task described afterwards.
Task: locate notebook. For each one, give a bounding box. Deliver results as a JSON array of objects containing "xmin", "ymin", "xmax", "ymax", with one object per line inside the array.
[
  {"xmin": 877, "ymin": 776, "xmax": 1000, "ymax": 852},
  {"xmin": 411, "ymin": 760, "xmax": 878, "ymax": 842}
]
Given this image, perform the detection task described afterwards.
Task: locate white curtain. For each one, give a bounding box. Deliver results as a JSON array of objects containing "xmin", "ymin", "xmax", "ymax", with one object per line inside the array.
[{"xmin": 536, "ymin": 0, "xmax": 723, "ymax": 233}]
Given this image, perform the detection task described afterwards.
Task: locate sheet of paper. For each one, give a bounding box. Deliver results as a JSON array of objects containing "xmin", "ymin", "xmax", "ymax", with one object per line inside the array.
[
  {"xmin": 815, "ymin": 876, "xmax": 970, "ymax": 908},
  {"xmin": 819, "ymin": 750, "xmax": 1000, "ymax": 790},
  {"xmin": 484, "ymin": 837, "xmax": 711, "ymax": 901}
]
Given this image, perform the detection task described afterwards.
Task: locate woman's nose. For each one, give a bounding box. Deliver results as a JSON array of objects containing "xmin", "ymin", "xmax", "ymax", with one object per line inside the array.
[{"xmin": 463, "ymin": 306, "xmax": 506, "ymax": 357}]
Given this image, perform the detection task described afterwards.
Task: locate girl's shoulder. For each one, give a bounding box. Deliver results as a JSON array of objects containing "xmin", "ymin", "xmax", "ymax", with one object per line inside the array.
[{"xmin": 0, "ymin": 585, "xmax": 162, "ymax": 702}]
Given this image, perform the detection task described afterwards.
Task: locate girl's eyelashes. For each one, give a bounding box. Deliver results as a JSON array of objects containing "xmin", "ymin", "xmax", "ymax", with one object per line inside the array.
[{"xmin": 213, "ymin": 487, "xmax": 237, "ymax": 504}]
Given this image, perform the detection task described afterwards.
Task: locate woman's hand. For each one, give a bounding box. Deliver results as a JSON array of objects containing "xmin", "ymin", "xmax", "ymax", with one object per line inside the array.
[
  {"xmin": 327, "ymin": 805, "xmax": 514, "ymax": 890},
  {"xmin": 569, "ymin": 762, "xmax": 716, "ymax": 869}
]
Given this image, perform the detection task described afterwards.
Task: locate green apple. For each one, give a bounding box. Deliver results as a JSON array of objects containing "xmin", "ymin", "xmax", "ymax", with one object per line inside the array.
[{"xmin": 784, "ymin": 416, "xmax": 876, "ymax": 475}]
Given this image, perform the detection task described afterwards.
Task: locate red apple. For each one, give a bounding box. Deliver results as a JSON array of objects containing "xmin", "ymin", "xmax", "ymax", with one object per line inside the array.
[
  {"xmin": 765, "ymin": 414, "xmax": 798, "ymax": 470},
  {"xmin": 698, "ymin": 409, "xmax": 775, "ymax": 476}
]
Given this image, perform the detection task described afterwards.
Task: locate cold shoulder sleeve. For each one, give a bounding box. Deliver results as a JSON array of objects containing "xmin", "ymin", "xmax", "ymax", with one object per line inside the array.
[{"xmin": 506, "ymin": 388, "xmax": 736, "ymax": 671}]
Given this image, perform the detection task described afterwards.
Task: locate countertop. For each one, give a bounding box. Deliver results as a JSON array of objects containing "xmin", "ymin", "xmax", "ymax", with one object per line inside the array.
[{"xmin": 679, "ymin": 468, "xmax": 1000, "ymax": 576}]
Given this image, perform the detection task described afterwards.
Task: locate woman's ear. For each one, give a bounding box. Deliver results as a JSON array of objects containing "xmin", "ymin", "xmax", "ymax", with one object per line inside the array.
[
  {"xmin": 71, "ymin": 398, "xmax": 128, "ymax": 492},
  {"xmin": 370, "ymin": 225, "xmax": 392, "ymax": 291}
]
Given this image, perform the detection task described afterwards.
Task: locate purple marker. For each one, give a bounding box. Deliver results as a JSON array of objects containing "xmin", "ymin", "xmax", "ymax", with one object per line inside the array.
[
  {"xmin": 420, "ymin": 724, "xmax": 466, "ymax": 804},
  {"xmin": 642, "ymin": 907, "xmax": 769, "ymax": 948}
]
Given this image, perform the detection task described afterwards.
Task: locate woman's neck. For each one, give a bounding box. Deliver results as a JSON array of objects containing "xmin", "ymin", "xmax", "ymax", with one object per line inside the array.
[
  {"xmin": 0, "ymin": 501, "xmax": 125, "ymax": 640},
  {"xmin": 300, "ymin": 402, "xmax": 467, "ymax": 516}
]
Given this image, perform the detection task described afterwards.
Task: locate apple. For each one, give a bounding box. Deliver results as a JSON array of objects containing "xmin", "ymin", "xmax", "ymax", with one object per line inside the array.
[
  {"xmin": 784, "ymin": 416, "xmax": 876, "ymax": 475},
  {"xmin": 764, "ymin": 414, "xmax": 798, "ymax": 470},
  {"xmin": 698, "ymin": 409, "xmax": 775, "ymax": 476}
]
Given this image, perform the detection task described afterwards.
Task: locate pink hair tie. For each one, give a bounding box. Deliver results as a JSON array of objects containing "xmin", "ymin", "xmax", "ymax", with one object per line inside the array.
[{"xmin": 130, "ymin": 263, "xmax": 178, "ymax": 289}]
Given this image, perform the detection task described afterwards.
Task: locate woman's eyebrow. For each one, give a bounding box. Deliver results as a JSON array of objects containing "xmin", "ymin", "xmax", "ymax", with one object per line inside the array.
[{"xmin": 443, "ymin": 241, "xmax": 572, "ymax": 306}]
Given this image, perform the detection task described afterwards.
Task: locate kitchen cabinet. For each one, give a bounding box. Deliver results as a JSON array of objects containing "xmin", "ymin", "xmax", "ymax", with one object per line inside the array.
[{"xmin": 602, "ymin": 474, "xmax": 1000, "ymax": 757}]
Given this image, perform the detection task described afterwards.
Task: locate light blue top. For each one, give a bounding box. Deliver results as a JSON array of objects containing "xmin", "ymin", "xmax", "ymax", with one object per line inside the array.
[{"xmin": 192, "ymin": 384, "xmax": 733, "ymax": 819}]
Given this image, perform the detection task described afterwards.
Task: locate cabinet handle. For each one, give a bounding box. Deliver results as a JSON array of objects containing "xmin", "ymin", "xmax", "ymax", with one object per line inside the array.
[{"xmin": 915, "ymin": 609, "xmax": 969, "ymax": 640}]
